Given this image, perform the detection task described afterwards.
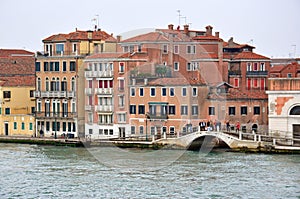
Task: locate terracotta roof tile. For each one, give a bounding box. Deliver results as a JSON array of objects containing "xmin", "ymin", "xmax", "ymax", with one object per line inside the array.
[
  {"xmin": 0, "ymin": 49, "xmax": 34, "ymax": 57},
  {"xmin": 0, "ymin": 75, "xmax": 35, "ymax": 87},
  {"xmin": 233, "ymin": 51, "xmax": 270, "ymax": 60}
]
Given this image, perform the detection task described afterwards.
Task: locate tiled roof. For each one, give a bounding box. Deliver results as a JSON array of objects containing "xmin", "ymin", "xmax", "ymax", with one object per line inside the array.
[
  {"xmin": 192, "ymin": 35, "xmax": 223, "ymax": 41},
  {"xmin": 0, "ymin": 49, "xmax": 34, "ymax": 57},
  {"xmin": 270, "ymin": 65, "xmax": 285, "ymax": 72},
  {"xmin": 208, "ymin": 88, "xmax": 267, "ymax": 100},
  {"xmin": 0, "ymin": 57, "xmax": 35, "ymax": 75},
  {"xmin": 233, "ymin": 51, "xmax": 270, "ymax": 60},
  {"xmin": 0, "ymin": 75, "xmax": 35, "ymax": 87},
  {"xmin": 43, "ymin": 29, "xmax": 112, "ymax": 42},
  {"xmin": 121, "ymin": 31, "xmax": 170, "ymax": 43}
]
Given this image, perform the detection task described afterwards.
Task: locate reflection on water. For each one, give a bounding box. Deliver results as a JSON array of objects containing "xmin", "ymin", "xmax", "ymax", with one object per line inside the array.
[{"xmin": 0, "ymin": 143, "xmax": 299, "ymax": 198}]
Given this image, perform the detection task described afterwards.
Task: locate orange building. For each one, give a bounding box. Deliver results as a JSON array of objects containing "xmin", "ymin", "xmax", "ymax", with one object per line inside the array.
[{"xmin": 35, "ymin": 28, "xmax": 116, "ymax": 138}]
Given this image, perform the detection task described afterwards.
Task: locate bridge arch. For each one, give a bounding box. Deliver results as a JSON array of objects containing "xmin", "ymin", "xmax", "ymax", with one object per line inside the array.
[{"xmin": 187, "ymin": 135, "xmax": 231, "ymax": 151}]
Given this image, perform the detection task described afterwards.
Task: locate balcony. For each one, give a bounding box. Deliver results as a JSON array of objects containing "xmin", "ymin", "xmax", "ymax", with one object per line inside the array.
[
  {"xmin": 85, "ymin": 105, "xmax": 93, "ymax": 111},
  {"xmin": 34, "ymin": 91, "xmax": 70, "ymax": 98},
  {"xmin": 246, "ymin": 71, "xmax": 268, "ymax": 77},
  {"xmin": 95, "ymin": 88, "xmax": 113, "ymax": 95},
  {"xmin": 95, "ymin": 105, "xmax": 113, "ymax": 113},
  {"xmin": 35, "ymin": 112, "xmax": 77, "ymax": 119},
  {"xmin": 148, "ymin": 114, "xmax": 168, "ymax": 120},
  {"xmin": 228, "ymin": 70, "xmax": 241, "ymax": 76},
  {"xmin": 85, "ymin": 70, "xmax": 113, "ymax": 78},
  {"xmin": 85, "ymin": 88, "xmax": 93, "ymax": 95}
]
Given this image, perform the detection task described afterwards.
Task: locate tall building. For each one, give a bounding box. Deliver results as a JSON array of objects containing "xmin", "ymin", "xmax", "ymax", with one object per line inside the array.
[
  {"xmin": 34, "ymin": 28, "xmax": 116, "ymax": 138},
  {"xmin": 0, "ymin": 49, "xmax": 35, "ymax": 136}
]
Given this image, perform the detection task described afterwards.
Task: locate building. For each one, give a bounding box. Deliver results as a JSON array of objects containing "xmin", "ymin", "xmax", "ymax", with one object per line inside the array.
[
  {"xmin": 35, "ymin": 28, "xmax": 116, "ymax": 138},
  {"xmin": 267, "ymin": 78, "xmax": 300, "ymax": 144},
  {"xmin": 0, "ymin": 49, "xmax": 35, "ymax": 136},
  {"xmin": 84, "ymin": 24, "xmax": 272, "ymax": 139}
]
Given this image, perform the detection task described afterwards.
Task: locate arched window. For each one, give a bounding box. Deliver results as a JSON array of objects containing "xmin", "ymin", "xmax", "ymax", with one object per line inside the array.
[
  {"xmin": 37, "ymin": 77, "xmax": 41, "ymax": 91},
  {"xmin": 61, "ymin": 77, "xmax": 67, "ymax": 91},
  {"xmin": 71, "ymin": 77, "xmax": 76, "ymax": 91},
  {"xmin": 45, "ymin": 77, "xmax": 49, "ymax": 91},
  {"xmin": 290, "ymin": 106, "xmax": 300, "ymax": 115},
  {"xmin": 56, "ymin": 77, "xmax": 60, "ymax": 91}
]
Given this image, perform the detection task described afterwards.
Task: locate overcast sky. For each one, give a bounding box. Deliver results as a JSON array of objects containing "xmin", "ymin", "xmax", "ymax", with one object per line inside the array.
[{"xmin": 1, "ymin": 0, "xmax": 299, "ymax": 58}]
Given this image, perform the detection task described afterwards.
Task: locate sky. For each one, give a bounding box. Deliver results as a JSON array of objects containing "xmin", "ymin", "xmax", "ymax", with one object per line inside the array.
[{"xmin": 0, "ymin": 0, "xmax": 299, "ymax": 58}]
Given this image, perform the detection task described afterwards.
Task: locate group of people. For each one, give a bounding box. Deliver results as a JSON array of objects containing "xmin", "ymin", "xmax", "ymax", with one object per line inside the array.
[
  {"xmin": 199, "ymin": 120, "xmax": 241, "ymax": 132},
  {"xmin": 199, "ymin": 120, "xmax": 222, "ymax": 131}
]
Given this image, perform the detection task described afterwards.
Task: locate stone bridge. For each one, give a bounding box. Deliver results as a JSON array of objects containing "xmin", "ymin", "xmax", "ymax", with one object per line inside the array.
[{"xmin": 155, "ymin": 131, "xmax": 262, "ymax": 150}]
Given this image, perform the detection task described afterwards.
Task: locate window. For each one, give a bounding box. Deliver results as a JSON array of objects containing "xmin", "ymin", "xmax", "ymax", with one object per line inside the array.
[
  {"xmin": 170, "ymin": 126, "xmax": 175, "ymax": 135},
  {"xmin": 118, "ymin": 79, "xmax": 125, "ymax": 91},
  {"xmin": 3, "ymin": 91, "xmax": 11, "ymax": 98},
  {"xmin": 253, "ymin": 63, "xmax": 258, "ymax": 71},
  {"xmin": 174, "ymin": 45, "xmax": 179, "ymax": 54},
  {"xmin": 260, "ymin": 63, "xmax": 265, "ymax": 71},
  {"xmin": 130, "ymin": 87, "xmax": 135, "ymax": 96},
  {"xmin": 187, "ymin": 45, "xmax": 196, "ymax": 54},
  {"xmin": 72, "ymin": 43, "xmax": 77, "ymax": 53},
  {"xmin": 54, "ymin": 62, "xmax": 59, "ymax": 71},
  {"xmin": 174, "ymin": 62, "xmax": 179, "ymax": 71},
  {"xmin": 229, "ymin": 107, "xmax": 236, "ymax": 115},
  {"xmin": 56, "ymin": 43, "xmax": 64, "ymax": 54},
  {"xmin": 31, "ymin": 107, "xmax": 35, "ymax": 114},
  {"xmin": 139, "ymin": 88, "xmax": 144, "ymax": 97},
  {"xmin": 149, "ymin": 105, "xmax": 156, "ymax": 115},
  {"xmin": 35, "ymin": 62, "xmax": 40, "ymax": 71},
  {"xmin": 261, "ymin": 79, "xmax": 265, "ymax": 90},
  {"xmin": 137, "ymin": 45, "xmax": 142, "ymax": 52},
  {"xmin": 162, "ymin": 88, "xmax": 167, "ymax": 96},
  {"xmin": 138, "ymin": 105, "xmax": 145, "ymax": 114},
  {"xmin": 247, "ymin": 78, "xmax": 251, "ymax": 90},
  {"xmin": 119, "ymin": 62, "xmax": 125, "ymax": 73},
  {"xmin": 192, "ymin": 105, "xmax": 198, "ymax": 115},
  {"xmin": 287, "ymin": 73, "xmax": 292, "ymax": 78},
  {"xmin": 254, "ymin": 106, "xmax": 260, "ymax": 115},
  {"xmin": 30, "ymin": 90, "xmax": 34, "ymax": 98},
  {"xmin": 117, "ymin": 113, "xmax": 126, "ymax": 123},
  {"xmin": 21, "ymin": 122, "xmax": 25, "ymax": 130},
  {"xmin": 151, "ymin": 126, "xmax": 156, "ymax": 135},
  {"xmin": 234, "ymin": 78, "xmax": 239, "ymax": 87},
  {"xmin": 44, "ymin": 62, "xmax": 49, "ymax": 71},
  {"xmin": 169, "ymin": 88, "xmax": 175, "ymax": 96},
  {"xmin": 130, "ymin": 105, "xmax": 136, "ymax": 114},
  {"xmin": 14, "ymin": 122, "xmax": 17, "ymax": 130},
  {"xmin": 139, "ymin": 126, "xmax": 144, "ymax": 134},
  {"xmin": 181, "ymin": 105, "xmax": 188, "ymax": 115},
  {"xmin": 150, "ymin": 88, "xmax": 156, "ymax": 97},
  {"xmin": 70, "ymin": 61, "xmax": 76, "ymax": 71},
  {"xmin": 5, "ymin": 108, "xmax": 10, "ymax": 115},
  {"xmin": 241, "ymin": 106, "xmax": 247, "ymax": 115},
  {"xmin": 169, "ymin": 105, "xmax": 176, "ymax": 115},
  {"xmin": 129, "ymin": 45, "xmax": 134, "ymax": 53},
  {"xmin": 187, "ymin": 62, "xmax": 192, "ymax": 71},
  {"xmin": 162, "ymin": 44, "xmax": 168, "ymax": 54},
  {"xmin": 29, "ymin": 123, "xmax": 33, "ymax": 131},
  {"xmin": 131, "ymin": 126, "xmax": 136, "ymax": 134},
  {"xmin": 247, "ymin": 63, "xmax": 252, "ymax": 71},
  {"xmin": 192, "ymin": 87, "xmax": 197, "ymax": 97},
  {"xmin": 209, "ymin": 107, "xmax": 215, "ymax": 115},
  {"xmin": 253, "ymin": 79, "xmax": 258, "ymax": 88},
  {"xmin": 182, "ymin": 87, "xmax": 187, "ymax": 96},
  {"xmin": 46, "ymin": 122, "xmax": 50, "ymax": 131},
  {"xmin": 192, "ymin": 62, "xmax": 199, "ymax": 71},
  {"xmin": 119, "ymin": 95, "xmax": 125, "ymax": 107}
]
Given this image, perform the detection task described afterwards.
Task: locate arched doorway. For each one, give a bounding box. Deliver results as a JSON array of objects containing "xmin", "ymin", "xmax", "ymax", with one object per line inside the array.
[
  {"xmin": 289, "ymin": 106, "xmax": 300, "ymax": 145},
  {"xmin": 252, "ymin": 124, "xmax": 258, "ymax": 133}
]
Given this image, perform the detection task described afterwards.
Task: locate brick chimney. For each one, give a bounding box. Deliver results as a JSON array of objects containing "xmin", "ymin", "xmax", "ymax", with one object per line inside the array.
[
  {"xmin": 183, "ymin": 24, "xmax": 189, "ymax": 35},
  {"xmin": 205, "ymin": 25, "xmax": 213, "ymax": 36},
  {"xmin": 168, "ymin": 24, "xmax": 174, "ymax": 30},
  {"xmin": 215, "ymin": 32, "xmax": 219, "ymax": 38},
  {"xmin": 117, "ymin": 35, "xmax": 122, "ymax": 43}
]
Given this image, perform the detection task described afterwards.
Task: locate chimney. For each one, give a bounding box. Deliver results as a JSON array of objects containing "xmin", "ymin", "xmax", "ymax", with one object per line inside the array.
[
  {"xmin": 168, "ymin": 24, "xmax": 174, "ymax": 30},
  {"xmin": 117, "ymin": 35, "xmax": 122, "ymax": 43},
  {"xmin": 205, "ymin": 25, "xmax": 213, "ymax": 36},
  {"xmin": 87, "ymin": 30, "xmax": 93, "ymax": 39},
  {"xmin": 215, "ymin": 32, "xmax": 219, "ymax": 38},
  {"xmin": 228, "ymin": 37, "xmax": 234, "ymax": 46},
  {"xmin": 183, "ymin": 24, "xmax": 189, "ymax": 35}
]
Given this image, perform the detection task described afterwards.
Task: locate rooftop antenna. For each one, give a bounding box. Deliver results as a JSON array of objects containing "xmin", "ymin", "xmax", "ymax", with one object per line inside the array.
[
  {"xmin": 177, "ymin": 10, "xmax": 181, "ymax": 26},
  {"xmin": 292, "ymin": 44, "xmax": 296, "ymax": 58},
  {"xmin": 181, "ymin": 16, "xmax": 187, "ymax": 25},
  {"xmin": 91, "ymin": 14, "xmax": 100, "ymax": 30}
]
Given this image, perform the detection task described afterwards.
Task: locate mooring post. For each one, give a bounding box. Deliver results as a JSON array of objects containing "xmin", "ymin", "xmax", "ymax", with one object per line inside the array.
[{"xmin": 239, "ymin": 131, "xmax": 242, "ymax": 140}]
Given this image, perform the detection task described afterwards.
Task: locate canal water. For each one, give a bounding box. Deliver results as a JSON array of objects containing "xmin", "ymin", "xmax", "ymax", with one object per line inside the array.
[{"xmin": 0, "ymin": 143, "xmax": 299, "ymax": 199}]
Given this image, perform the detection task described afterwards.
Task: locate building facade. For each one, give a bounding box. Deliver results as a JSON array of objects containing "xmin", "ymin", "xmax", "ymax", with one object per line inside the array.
[
  {"xmin": 0, "ymin": 49, "xmax": 36, "ymax": 136},
  {"xmin": 35, "ymin": 29, "xmax": 116, "ymax": 138}
]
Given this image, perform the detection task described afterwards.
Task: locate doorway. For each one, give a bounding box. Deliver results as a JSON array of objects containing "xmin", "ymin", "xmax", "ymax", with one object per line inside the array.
[
  {"xmin": 4, "ymin": 122, "xmax": 9, "ymax": 136},
  {"xmin": 119, "ymin": 127, "xmax": 125, "ymax": 138},
  {"xmin": 293, "ymin": 124, "xmax": 300, "ymax": 145}
]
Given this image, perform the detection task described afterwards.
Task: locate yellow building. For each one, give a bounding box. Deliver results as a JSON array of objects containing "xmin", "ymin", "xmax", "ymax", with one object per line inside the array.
[
  {"xmin": 35, "ymin": 28, "xmax": 116, "ymax": 138},
  {"xmin": 0, "ymin": 49, "xmax": 36, "ymax": 136}
]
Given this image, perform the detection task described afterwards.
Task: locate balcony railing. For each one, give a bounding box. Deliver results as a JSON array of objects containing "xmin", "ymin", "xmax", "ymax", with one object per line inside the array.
[
  {"xmin": 85, "ymin": 88, "xmax": 93, "ymax": 95},
  {"xmin": 85, "ymin": 105, "xmax": 93, "ymax": 111},
  {"xmin": 246, "ymin": 71, "xmax": 268, "ymax": 77},
  {"xmin": 85, "ymin": 71, "xmax": 113, "ymax": 78},
  {"xmin": 34, "ymin": 91, "xmax": 76, "ymax": 98},
  {"xmin": 36, "ymin": 50, "xmax": 93, "ymax": 57},
  {"xmin": 228, "ymin": 70, "xmax": 241, "ymax": 76},
  {"xmin": 35, "ymin": 111, "xmax": 77, "ymax": 119},
  {"xmin": 95, "ymin": 105, "xmax": 113, "ymax": 112},
  {"xmin": 95, "ymin": 88, "xmax": 113, "ymax": 95}
]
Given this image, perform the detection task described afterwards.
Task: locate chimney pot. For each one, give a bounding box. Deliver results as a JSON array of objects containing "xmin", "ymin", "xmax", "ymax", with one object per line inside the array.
[
  {"xmin": 183, "ymin": 24, "xmax": 189, "ymax": 34},
  {"xmin": 117, "ymin": 35, "xmax": 122, "ymax": 42},
  {"xmin": 205, "ymin": 25, "xmax": 213, "ymax": 36},
  {"xmin": 215, "ymin": 32, "xmax": 219, "ymax": 38},
  {"xmin": 168, "ymin": 24, "xmax": 174, "ymax": 30}
]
